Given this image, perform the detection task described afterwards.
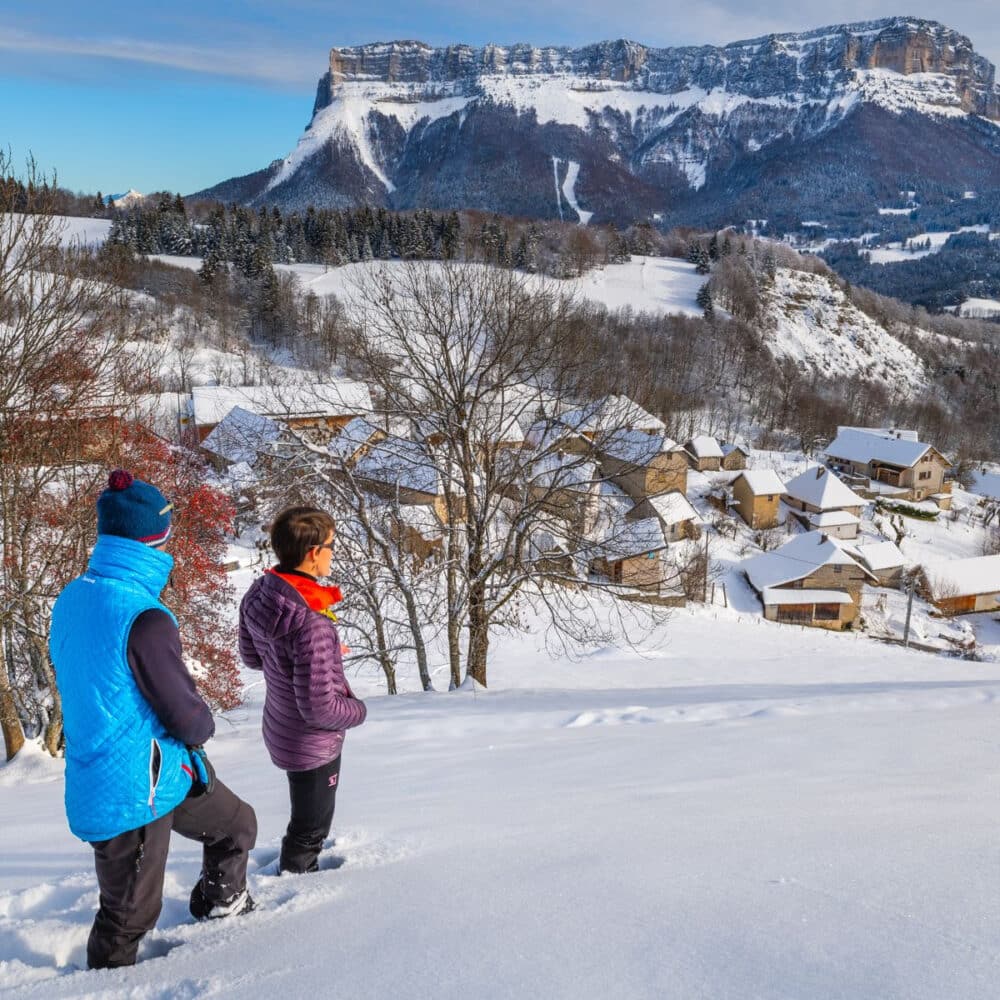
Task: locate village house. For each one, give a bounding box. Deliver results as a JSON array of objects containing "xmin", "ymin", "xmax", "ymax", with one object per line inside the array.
[
  {"xmin": 593, "ymin": 428, "xmax": 689, "ymax": 503},
  {"xmin": 626, "ymin": 491, "xmax": 703, "ymax": 542},
  {"xmin": 351, "ymin": 435, "xmax": 455, "ymax": 524},
  {"xmin": 720, "ymin": 443, "xmax": 750, "ymax": 471},
  {"xmin": 557, "ymin": 395, "xmax": 666, "ymax": 441},
  {"xmin": 683, "ymin": 435, "xmax": 724, "ymax": 472},
  {"xmin": 199, "ymin": 406, "xmax": 283, "ymax": 471},
  {"xmin": 328, "ymin": 417, "xmax": 387, "ymax": 467},
  {"xmin": 842, "ymin": 540, "xmax": 907, "ymax": 589},
  {"xmin": 925, "ymin": 555, "xmax": 1000, "ymax": 615},
  {"xmin": 190, "ymin": 381, "xmax": 374, "ymax": 442},
  {"xmin": 823, "ymin": 427, "xmax": 951, "ymax": 504},
  {"xmin": 743, "ymin": 531, "xmax": 876, "ymax": 630},
  {"xmin": 731, "ymin": 469, "xmax": 785, "ymax": 529},
  {"xmin": 782, "ymin": 466, "xmax": 867, "ymax": 540},
  {"xmin": 589, "ymin": 517, "xmax": 671, "ymax": 592}
]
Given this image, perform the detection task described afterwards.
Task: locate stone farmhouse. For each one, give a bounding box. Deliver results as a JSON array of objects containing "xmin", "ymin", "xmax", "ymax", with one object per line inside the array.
[
  {"xmin": 731, "ymin": 469, "xmax": 785, "ymax": 529},
  {"xmin": 743, "ymin": 531, "xmax": 877, "ymax": 630},
  {"xmin": 782, "ymin": 466, "xmax": 867, "ymax": 540},
  {"xmin": 823, "ymin": 428, "xmax": 951, "ymax": 505}
]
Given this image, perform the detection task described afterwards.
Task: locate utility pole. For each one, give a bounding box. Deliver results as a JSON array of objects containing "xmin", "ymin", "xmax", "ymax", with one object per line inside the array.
[
  {"xmin": 702, "ymin": 531, "xmax": 709, "ymax": 604},
  {"xmin": 903, "ymin": 576, "xmax": 915, "ymax": 648}
]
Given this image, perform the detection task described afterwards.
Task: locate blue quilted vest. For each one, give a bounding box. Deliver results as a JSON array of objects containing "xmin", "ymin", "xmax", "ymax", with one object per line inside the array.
[{"xmin": 50, "ymin": 535, "xmax": 193, "ymax": 842}]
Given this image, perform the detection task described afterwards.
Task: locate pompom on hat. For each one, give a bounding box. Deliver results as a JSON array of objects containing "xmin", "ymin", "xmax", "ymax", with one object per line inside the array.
[{"xmin": 97, "ymin": 470, "xmax": 173, "ymax": 547}]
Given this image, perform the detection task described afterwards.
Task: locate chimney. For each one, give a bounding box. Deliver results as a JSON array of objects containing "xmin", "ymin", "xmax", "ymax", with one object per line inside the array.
[
  {"xmin": 815, "ymin": 467, "xmax": 824, "ymax": 479},
  {"xmin": 820, "ymin": 533, "xmax": 829, "ymax": 545}
]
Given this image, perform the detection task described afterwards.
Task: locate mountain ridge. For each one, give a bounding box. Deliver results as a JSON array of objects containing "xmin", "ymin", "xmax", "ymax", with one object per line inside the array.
[{"xmin": 193, "ymin": 16, "xmax": 1000, "ymax": 227}]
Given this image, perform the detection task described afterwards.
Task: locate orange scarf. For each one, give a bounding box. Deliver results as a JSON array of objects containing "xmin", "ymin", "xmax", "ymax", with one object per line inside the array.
[{"xmin": 269, "ymin": 569, "xmax": 343, "ymax": 621}]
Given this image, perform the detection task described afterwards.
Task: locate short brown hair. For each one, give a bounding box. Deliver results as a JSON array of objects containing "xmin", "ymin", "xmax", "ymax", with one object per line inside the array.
[{"xmin": 270, "ymin": 507, "xmax": 336, "ymax": 570}]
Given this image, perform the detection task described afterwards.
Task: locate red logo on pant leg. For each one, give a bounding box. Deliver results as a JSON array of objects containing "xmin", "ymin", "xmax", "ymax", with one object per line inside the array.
[{"xmin": 329, "ymin": 774, "xmax": 339, "ymax": 787}]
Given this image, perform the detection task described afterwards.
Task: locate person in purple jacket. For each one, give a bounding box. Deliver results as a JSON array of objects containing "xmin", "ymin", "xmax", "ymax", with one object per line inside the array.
[{"xmin": 239, "ymin": 506, "xmax": 367, "ymax": 874}]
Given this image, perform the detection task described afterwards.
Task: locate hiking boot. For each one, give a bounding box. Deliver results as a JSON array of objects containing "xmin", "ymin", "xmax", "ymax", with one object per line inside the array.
[{"xmin": 189, "ymin": 884, "xmax": 256, "ymax": 921}]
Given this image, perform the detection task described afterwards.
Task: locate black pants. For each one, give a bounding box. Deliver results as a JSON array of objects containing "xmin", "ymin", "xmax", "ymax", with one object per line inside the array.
[
  {"xmin": 280, "ymin": 755, "xmax": 341, "ymax": 874},
  {"xmin": 87, "ymin": 777, "xmax": 257, "ymax": 969}
]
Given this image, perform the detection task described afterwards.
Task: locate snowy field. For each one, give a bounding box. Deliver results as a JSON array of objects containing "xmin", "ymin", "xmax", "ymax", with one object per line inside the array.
[
  {"xmin": 3, "ymin": 598, "xmax": 1000, "ymax": 999},
  {"xmin": 268, "ymin": 256, "xmax": 705, "ymax": 319},
  {"xmin": 144, "ymin": 255, "xmax": 706, "ymax": 318}
]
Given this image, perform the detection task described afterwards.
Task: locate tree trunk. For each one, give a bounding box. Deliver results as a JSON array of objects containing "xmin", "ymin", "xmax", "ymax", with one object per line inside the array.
[
  {"xmin": 466, "ymin": 583, "xmax": 489, "ymax": 688},
  {"xmin": 0, "ymin": 686, "xmax": 24, "ymax": 761}
]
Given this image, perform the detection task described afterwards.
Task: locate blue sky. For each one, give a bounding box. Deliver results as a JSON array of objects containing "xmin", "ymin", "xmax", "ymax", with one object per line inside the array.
[{"xmin": 2, "ymin": 2, "xmax": 998, "ymax": 197}]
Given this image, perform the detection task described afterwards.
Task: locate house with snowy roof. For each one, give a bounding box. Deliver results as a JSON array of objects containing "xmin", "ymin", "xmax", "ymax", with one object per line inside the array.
[
  {"xmin": 841, "ymin": 540, "xmax": 906, "ymax": 588},
  {"xmin": 731, "ymin": 469, "xmax": 785, "ymax": 529},
  {"xmin": 823, "ymin": 428, "xmax": 951, "ymax": 503},
  {"xmin": 327, "ymin": 417, "xmax": 387, "ymax": 467},
  {"xmin": 683, "ymin": 435, "xmax": 724, "ymax": 472},
  {"xmin": 924, "ymin": 555, "xmax": 1000, "ymax": 615},
  {"xmin": 783, "ymin": 466, "xmax": 867, "ymax": 540},
  {"xmin": 200, "ymin": 406, "xmax": 284, "ymax": 470},
  {"xmin": 626, "ymin": 490, "xmax": 703, "ymax": 543},
  {"xmin": 589, "ymin": 516, "xmax": 672, "ymax": 593},
  {"xmin": 593, "ymin": 429, "xmax": 688, "ymax": 502},
  {"xmin": 556, "ymin": 395, "xmax": 666, "ymax": 440},
  {"xmin": 190, "ymin": 381, "xmax": 373, "ymax": 441},
  {"xmin": 351, "ymin": 436, "xmax": 455, "ymax": 523},
  {"xmin": 742, "ymin": 530, "xmax": 876, "ymax": 630},
  {"xmin": 720, "ymin": 443, "xmax": 750, "ymax": 471}
]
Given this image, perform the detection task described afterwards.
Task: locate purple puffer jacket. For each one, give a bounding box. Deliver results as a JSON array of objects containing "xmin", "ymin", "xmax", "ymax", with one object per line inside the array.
[{"xmin": 239, "ymin": 572, "xmax": 366, "ymax": 771}]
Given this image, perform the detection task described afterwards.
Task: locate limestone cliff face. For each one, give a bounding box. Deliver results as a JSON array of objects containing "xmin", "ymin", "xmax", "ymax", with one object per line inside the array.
[{"xmin": 314, "ymin": 19, "xmax": 999, "ymax": 118}]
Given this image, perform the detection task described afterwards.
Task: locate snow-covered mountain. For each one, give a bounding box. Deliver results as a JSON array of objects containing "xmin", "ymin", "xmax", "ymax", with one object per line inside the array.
[
  {"xmin": 195, "ymin": 17, "xmax": 1000, "ymax": 225},
  {"xmin": 105, "ymin": 188, "xmax": 145, "ymax": 208}
]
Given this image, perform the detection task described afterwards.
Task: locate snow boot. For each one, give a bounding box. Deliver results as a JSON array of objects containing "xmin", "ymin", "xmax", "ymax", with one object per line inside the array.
[{"xmin": 189, "ymin": 884, "xmax": 256, "ymax": 921}]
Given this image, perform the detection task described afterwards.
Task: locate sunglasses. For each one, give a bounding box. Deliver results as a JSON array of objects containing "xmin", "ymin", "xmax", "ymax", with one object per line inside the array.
[{"xmin": 315, "ymin": 541, "xmax": 335, "ymax": 552}]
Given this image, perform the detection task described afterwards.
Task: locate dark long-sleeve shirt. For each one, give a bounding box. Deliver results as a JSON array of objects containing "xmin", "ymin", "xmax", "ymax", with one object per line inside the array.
[{"xmin": 126, "ymin": 609, "xmax": 215, "ymax": 746}]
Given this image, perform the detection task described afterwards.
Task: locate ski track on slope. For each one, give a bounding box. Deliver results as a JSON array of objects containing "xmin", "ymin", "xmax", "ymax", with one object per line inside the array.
[
  {"xmin": 551, "ymin": 156, "xmax": 564, "ymax": 221},
  {"xmin": 0, "ymin": 830, "xmax": 413, "ymax": 994},
  {"xmin": 560, "ymin": 161, "xmax": 592, "ymax": 225}
]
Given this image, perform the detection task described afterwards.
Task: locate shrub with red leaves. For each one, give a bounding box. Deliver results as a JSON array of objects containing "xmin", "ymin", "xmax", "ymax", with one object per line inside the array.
[{"xmin": 120, "ymin": 426, "xmax": 243, "ymax": 711}]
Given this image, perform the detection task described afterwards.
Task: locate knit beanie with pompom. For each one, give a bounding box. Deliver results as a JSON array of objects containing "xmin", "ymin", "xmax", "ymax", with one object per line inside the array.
[{"xmin": 96, "ymin": 470, "xmax": 173, "ymax": 546}]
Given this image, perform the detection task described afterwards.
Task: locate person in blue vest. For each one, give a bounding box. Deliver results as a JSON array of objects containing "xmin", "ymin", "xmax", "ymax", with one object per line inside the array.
[{"xmin": 50, "ymin": 469, "xmax": 258, "ymax": 970}]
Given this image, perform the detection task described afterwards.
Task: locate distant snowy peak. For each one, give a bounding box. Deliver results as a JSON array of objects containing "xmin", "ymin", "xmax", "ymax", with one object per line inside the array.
[
  {"xmin": 196, "ymin": 16, "xmax": 1000, "ymax": 223},
  {"xmin": 106, "ymin": 188, "xmax": 145, "ymax": 208}
]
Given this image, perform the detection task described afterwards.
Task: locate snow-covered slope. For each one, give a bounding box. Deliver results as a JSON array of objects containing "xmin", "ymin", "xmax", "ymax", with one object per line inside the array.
[
  {"xmin": 761, "ymin": 268, "xmax": 928, "ymax": 393},
  {"xmin": 2, "ymin": 599, "xmax": 1000, "ymax": 999}
]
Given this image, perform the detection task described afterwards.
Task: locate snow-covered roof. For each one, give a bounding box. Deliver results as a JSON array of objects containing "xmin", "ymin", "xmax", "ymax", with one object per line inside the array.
[
  {"xmin": 532, "ymin": 452, "xmax": 598, "ymax": 491},
  {"xmin": 598, "ymin": 517, "xmax": 667, "ymax": 561},
  {"xmin": 720, "ymin": 443, "xmax": 750, "ymax": 457},
  {"xmin": 354, "ymin": 436, "xmax": 439, "ymax": 495},
  {"xmin": 743, "ymin": 530, "xmax": 870, "ymax": 591},
  {"xmin": 200, "ymin": 406, "xmax": 281, "ymax": 465},
  {"xmin": 927, "ymin": 555, "xmax": 1000, "ymax": 599},
  {"xmin": 394, "ymin": 504, "xmax": 443, "ymax": 536},
  {"xmin": 784, "ymin": 465, "xmax": 866, "ymax": 510},
  {"xmin": 736, "ymin": 469, "xmax": 785, "ymax": 496},
  {"xmin": 557, "ymin": 395, "xmax": 665, "ymax": 436},
  {"xmin": 808, "ymin": 510, "xmax": 861, "ymax": 528},
  {"xmin": 686, "ymin": 435, "xmax": 724, "ymax": 459},
  {"xmin": 644, "ymin": 491, "xmax": 702, "ymax": 526},
  {"xmin": 846, "ymin": 540, "xmax": 905, "ymax": 572},
  {"xmin": 328, "ymin": 417, "xmax": 383, "ymax": 463},
  {"xmin": 597, "ymin": 429, "xmax": 678, "ymax": 465},
  {"xmin": 192, "ymin": 381, "xmax": 373, "ymax": 426},
  {"xmin": 761, "ymin": 588, "xmax": 853, "ymax": 606},
  {"xmin": 823, "ymin": 428, "xmax": 939, "ymax": 469}
]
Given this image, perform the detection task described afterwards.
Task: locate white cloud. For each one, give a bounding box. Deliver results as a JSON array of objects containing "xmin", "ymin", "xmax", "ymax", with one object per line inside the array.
[{"xmin": 0, "ymin": 27, "xmax": 322, "ymax": 87}]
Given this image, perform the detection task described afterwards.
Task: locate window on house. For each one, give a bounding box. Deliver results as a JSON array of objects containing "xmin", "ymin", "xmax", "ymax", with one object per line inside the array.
[
  {"xmin": 776, "ymin": 606, "xmax": 813, "ymax": 624},
  {"xmin": 833, "ymin": 565, "xmax": 842, "ymax": 574},
  {"xmin": 919, "ymin": 471, "xmax": 931, "ymax": 480},
  {"xmin": 814, "ymin": 604, "xmax": 841, "ymax": 621}
]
